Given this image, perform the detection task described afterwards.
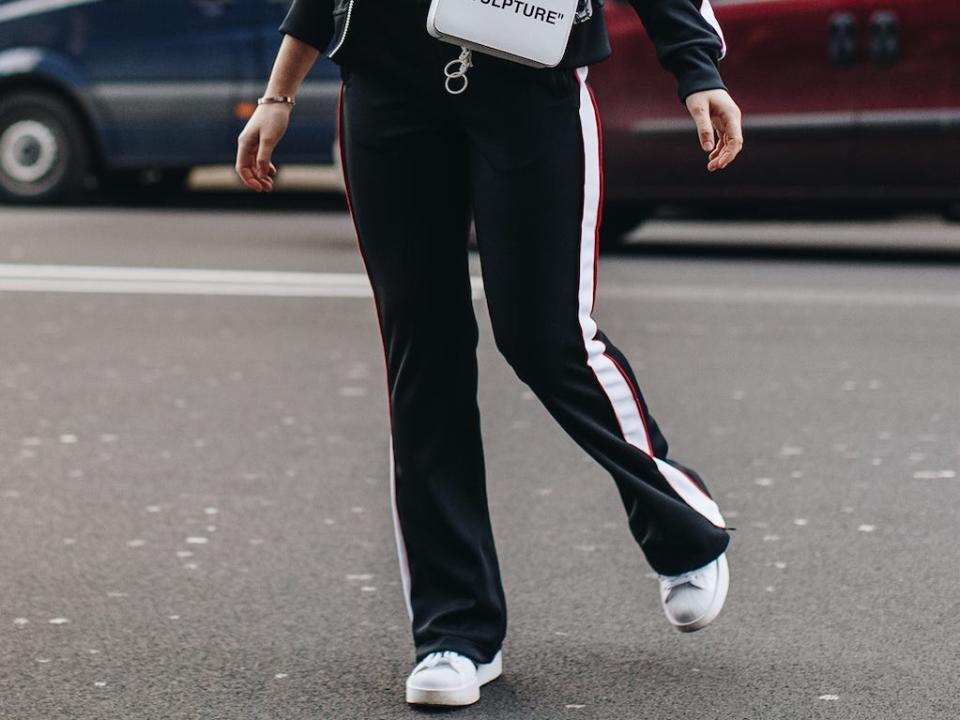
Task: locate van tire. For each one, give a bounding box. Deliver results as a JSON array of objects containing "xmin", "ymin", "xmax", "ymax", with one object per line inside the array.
[{"xmin": 0, "ymin": 90, "xmax": 90, "ymax": 204}]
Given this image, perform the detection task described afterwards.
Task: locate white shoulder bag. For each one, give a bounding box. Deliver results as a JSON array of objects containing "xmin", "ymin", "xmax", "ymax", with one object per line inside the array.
[{"xmin": 427, "ymin": 0, "xmax": 582, "ymax": 93}]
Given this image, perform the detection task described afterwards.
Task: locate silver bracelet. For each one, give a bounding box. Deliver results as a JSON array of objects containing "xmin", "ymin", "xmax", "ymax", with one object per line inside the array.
[{"xmin": 257, "ymin": 95, "xmax": 296, "ymax": 106}]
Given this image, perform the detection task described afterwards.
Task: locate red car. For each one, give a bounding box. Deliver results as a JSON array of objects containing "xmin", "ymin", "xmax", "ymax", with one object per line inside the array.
[{"xmin": 590, "ymin": 0, "xmax": 960, "ymax": 243}]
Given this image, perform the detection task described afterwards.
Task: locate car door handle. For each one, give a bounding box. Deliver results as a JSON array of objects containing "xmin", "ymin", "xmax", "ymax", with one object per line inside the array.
[
  {"xmin": 869, "ymin": 10, "xmax": 899, "ymax": 66},
  {"xmin": 828, "ymin": 12, "xmax": 857, "ymax": 66}
]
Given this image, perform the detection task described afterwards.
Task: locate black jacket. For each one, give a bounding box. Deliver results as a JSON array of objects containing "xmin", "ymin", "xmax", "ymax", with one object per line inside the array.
[{"xmin": 279, "ymin": 0, "xmax": 727, "ymax": 102}]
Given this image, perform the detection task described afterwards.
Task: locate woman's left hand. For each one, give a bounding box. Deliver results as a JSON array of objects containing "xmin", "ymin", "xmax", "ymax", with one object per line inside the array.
[{"xmin": 684, "ymin": 88, "xmax": 743, "ymax": 172}]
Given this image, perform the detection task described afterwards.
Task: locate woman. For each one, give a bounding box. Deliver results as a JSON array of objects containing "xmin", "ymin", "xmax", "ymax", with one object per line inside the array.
[{"xmin": 236, "ymin": 0, "xmax": 743, "ymax": 708}]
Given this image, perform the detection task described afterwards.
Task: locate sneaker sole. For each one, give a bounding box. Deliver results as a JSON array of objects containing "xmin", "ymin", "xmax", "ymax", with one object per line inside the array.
[
  {"xmin": 673, "ymin": 553, "xmax": 730, "ymax": 633},
  {"xmin": 405, "ymin": 651, "xmax": 502, "ymax": 707}
]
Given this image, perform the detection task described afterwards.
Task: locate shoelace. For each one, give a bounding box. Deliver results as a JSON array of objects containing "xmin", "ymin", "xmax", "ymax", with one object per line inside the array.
[
  {"xmin": 658, "ymin": 567, "xmax": 708, "ymax": 591},
  {"xmin": 444, "ymin": 47, "xmax": 473, "ymax": 95},
  {"xmin": 415, "ymin": 650, "xmax": 470, "ymax": 675}
]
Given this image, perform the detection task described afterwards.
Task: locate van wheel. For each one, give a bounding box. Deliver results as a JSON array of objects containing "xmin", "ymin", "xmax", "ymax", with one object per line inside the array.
[{"xmin": 0, "ymin": 91, "xmax": 89, "ymax": 203}]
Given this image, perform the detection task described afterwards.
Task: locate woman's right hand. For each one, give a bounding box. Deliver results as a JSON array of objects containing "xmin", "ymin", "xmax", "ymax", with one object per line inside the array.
[{"xmin": 235, "ymin": 104, "xmax": 293, "ymax": 192}]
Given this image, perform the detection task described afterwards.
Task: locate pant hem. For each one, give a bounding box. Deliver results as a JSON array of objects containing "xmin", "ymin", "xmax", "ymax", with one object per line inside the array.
[
  {"xmin": 415, "ymin": 637, "xmax": 502, "ymax": 666},
  {"xmin": 646, "ymin": 530, "xmax": 730, "ymax": 576}
]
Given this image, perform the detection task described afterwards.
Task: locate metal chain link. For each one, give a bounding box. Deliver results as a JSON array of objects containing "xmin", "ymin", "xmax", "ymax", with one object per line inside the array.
[{"xmin": 443, "ymin": 47, "xmax": 473, "ymax": 95}]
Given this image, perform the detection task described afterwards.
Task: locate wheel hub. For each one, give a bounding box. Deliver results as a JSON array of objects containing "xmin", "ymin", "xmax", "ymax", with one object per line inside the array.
[{"xmin": 0, "ymin": 120, "xmax": 60, "ymax": 183}]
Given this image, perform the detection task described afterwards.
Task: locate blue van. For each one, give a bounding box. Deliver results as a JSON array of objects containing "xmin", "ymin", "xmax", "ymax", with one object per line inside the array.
[{"xmin": 0, "ymin": 0, "xmax": 339, "ymax": 202}]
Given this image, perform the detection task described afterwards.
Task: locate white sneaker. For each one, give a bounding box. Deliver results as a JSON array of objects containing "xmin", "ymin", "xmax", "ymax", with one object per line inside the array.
[
  {"xmin": 658, "ymin": 553, "xmax": 730, "ymax": 632},
  {"xmin": 405, "ymin": 650, "xmax": 502, "ymax": 707}
]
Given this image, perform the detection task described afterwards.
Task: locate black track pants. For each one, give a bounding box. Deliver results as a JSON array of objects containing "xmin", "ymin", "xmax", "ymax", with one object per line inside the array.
[{"xmin": 336, "ymin": 10, "xmax": 730, "ymax": 666}]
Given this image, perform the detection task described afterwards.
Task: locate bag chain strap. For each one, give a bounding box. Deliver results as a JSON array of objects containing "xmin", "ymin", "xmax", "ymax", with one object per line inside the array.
[{"xmin": 444, "ymin": 47, "xmax": 473, "ymax": 95}]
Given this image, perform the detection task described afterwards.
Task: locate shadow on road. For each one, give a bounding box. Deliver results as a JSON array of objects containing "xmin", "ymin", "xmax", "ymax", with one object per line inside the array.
[
  {"xmin": 73, "ymin": 188, "xmax": 348, "ymax": 213},
  {"xmin": 606, "ymin": 202, "xmax": 960, "ymax": 264},
  {"xmin": 609, "ymin": 240, "xmax": 960, "ymax": 265},
  {"xmin": 51, "ymin": 189, "xmax": 960, "ymax": 264}
]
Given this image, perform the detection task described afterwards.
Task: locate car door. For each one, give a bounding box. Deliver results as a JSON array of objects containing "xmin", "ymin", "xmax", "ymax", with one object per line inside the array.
[
  {"xmin": 593, "ymin": 0, "xmax": 860, "ymax": 204},
  {"xmin": 257, "ymin": 0, "xmax": 341, "ymax": 164},
  {"xmin": 83, "ymin": 0, "xmax": 256, "ymax": 167},
  {"xmin": 848, "ymin": 0, "xmax": 960, "ymax": 197}
]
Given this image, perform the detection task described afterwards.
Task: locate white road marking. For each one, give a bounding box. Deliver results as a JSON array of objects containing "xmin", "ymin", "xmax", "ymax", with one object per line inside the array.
[
  {"xmin": 913, "ymin": 470, "xmax": 956, "ymax": 480},
  {"xmin": 0, "ymin": 264, "xmax": 381, "ymax": 298},
  {"xmin": 2, "ymin": 263, "xmax": 960, "ymax": 307}
]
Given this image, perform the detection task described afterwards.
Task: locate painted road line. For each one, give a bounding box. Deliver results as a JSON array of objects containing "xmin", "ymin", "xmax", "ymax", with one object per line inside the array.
[
  {"xmin": 0, "ymin": 264, "xmax": 484, "ymax": 299},
  {"xmin": 1, "ymin": 264, "xmax": 960, "ymax": 307},
  {"xmin": 0, "ymin": 264, "xmax": 373, "ymax": 297}
]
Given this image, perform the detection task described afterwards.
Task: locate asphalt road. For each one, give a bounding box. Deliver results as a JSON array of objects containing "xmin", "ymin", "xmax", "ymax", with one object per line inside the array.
[{"xmin": 1, "ymin": 200, "xmax": 959, "ymax": 720}]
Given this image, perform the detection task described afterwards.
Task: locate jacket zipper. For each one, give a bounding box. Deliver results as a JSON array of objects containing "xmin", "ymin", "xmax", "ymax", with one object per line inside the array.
[{"xmin": 327, "ymin": 0, "xmax": 355, "ymax": 58}]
